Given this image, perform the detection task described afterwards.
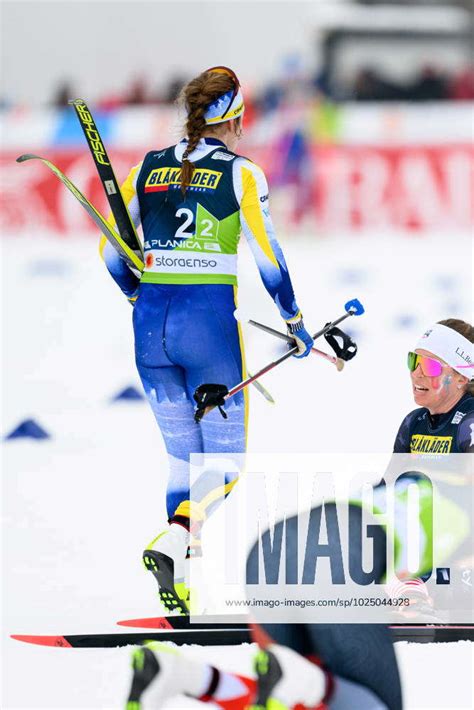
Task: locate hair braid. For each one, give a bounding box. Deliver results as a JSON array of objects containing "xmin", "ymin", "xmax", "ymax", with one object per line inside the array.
[
  {"xmin": 177, "ymin": 70, "xmax": 236, "ymax": 196},
  {"xmin": 180, "ymin": 104, "xmax": 207, "ymax": 194}
]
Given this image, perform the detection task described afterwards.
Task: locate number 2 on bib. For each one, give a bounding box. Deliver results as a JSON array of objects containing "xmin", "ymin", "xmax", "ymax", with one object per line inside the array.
[
  {"xmin": 175, "ymin": 206, "xmax": 219, "ymax": 242},
  {"xmin": 175, "ymin": 208, "xmax": 194, "ymax": 238}
]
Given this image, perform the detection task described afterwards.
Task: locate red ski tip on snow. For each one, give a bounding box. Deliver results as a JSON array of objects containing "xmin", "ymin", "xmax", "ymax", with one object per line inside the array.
[
  {"xmin": 117, "ymin": 617, "xmax": 173, "ymax": 630},
  {"xmin": 11, "ymin": 634, "xmax": 72, "ymax": 648}
]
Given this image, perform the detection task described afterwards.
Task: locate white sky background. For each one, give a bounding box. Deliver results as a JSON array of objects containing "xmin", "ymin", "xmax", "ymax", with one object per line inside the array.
[{"xmin": 1, "ymin": 0, "xmax": 335, "ymax": 105}]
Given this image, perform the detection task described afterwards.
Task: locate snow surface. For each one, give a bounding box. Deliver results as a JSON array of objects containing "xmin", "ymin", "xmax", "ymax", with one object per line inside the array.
[{"xmin": 1, "ymin": 232, "xmax": 473, "ymax": 709}]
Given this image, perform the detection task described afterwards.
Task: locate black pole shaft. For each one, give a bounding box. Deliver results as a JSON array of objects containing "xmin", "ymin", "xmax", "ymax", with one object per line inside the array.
[{"xmin": 227, "ymin": 311, "xmax": 353, "ymax": 398}]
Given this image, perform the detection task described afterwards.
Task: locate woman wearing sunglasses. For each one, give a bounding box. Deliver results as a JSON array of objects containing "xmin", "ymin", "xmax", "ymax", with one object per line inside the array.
[
  {"xmin": 380, "ymin": 318, "xmax": 473, "ymax": 623},
  {"xmin": 125, "ymin": 321, "xmax": 473, "ymax": 710},
  {"xmin": 395, "ymin": 319, "xmax": 473, "ymax": 454},
  {"xmin": 196, "ymin": 318, "xmax": 471, "ymax": 710},
  {"xmin": 100, "ymin": 67, "xmax": 314, "ymax": 612}
]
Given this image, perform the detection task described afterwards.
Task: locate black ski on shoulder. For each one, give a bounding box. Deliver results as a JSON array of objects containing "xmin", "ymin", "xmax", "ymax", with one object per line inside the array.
[{"xmin": 69, "ymin": 98, "xmax": 143, "ymax": 259}]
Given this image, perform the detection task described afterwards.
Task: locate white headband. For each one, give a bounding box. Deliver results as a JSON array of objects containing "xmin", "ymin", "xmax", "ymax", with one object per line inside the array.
[{"xmin": 415, "ymin": 323, "xmax": 473, "ymax": 379}]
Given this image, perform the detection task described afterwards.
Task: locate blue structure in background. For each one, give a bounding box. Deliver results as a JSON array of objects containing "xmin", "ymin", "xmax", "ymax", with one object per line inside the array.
[
  {"xmin": 335, "ymin": 268, "xmax": 368, "ymax": 286},
  {"xmin": 111, "ymin": 385, "xmax": 145, "ymax": 402},
  {"xmin": 52, "ymin": 107, "xmax": 114, "ymax": 146},
  {"xmin": 5, "ymin": 419, "xmax": 51, "ymax": 441},
  {"xmin": 393, "ymin": 314, "xmax": 418, "ymax": 330}
]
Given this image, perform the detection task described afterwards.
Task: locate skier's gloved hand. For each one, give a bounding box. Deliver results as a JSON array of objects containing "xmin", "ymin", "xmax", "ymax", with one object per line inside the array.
[{"xmin": 286, "ymin": 314, "xmax": 314, "ymax": 358}]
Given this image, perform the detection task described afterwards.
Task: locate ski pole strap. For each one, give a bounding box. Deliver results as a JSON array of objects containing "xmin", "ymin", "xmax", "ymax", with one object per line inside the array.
[
  {"xmin": 227, "ymin": 316, "xmax": 346, "ymax": 400},
  {"xmin": 193, "ymin": 384, "xmax": 229, "ymax": 423},
  {"xmin": 228, "ymin": 300, "xmax": 364, "ymax": 398},
  {"xmin": 193, "ymin": 299, "xmax": 365, "ymax": 419},
  {"xmin": 324, "ymin": 325, "xmax": 358, "ymax": 361}
]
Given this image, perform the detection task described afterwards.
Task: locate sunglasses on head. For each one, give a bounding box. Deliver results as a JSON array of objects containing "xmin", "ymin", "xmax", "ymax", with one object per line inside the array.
[
  {"xmin": 407, "ymin": 351, "xmax": 444, "ymax": 377},
  {"xmin": 206, "ymin": 65, "xmax": 240, "ymax": 119}
]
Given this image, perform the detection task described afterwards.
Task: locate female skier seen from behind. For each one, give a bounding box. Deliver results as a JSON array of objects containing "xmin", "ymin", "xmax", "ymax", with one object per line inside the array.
[{"xmin": 101, "ymin": 66, "xmax": 314, "ymax": 613}]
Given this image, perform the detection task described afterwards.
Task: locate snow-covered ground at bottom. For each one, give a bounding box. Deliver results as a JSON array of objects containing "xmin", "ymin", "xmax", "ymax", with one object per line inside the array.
[{"xmin": 1, "ymin": 232, "xmax": 473, "ymax": 709}]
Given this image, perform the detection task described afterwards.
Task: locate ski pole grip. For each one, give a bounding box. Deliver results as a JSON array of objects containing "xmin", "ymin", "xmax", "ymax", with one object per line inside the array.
[{"xmin": 344, "ymin": 298, "xmax": 364, "ymax": 316}]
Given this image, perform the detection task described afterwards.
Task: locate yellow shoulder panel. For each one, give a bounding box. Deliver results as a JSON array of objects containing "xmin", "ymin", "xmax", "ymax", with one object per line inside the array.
[
  {"xmin": 240, "ymin": 166, "xmax": 279, "ymax": 268},
  {"xmin": 98, "ymin": 235, "xmax": 108, "ymax": 260}
]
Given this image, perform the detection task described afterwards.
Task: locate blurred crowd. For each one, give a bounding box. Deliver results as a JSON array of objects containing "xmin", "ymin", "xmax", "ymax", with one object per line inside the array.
[
  {"xmin": 349, "ymin": 64, "xmax": 474, "ymax": 102},
  {"xmin": 48, "ymin": 61, "xmax": 474, "ymax": 115}
]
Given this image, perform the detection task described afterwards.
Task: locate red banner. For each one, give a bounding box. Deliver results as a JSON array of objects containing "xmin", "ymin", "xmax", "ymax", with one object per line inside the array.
[
  {"xmin": 2, "ymin": 144, "xmax": 473, "ymax": 235},
  {"xmin": 1, "ymin": 150, "xmax": 142, "ymax": 236},
  {"xmin": 312, "ymin": 145, "xmax": 474, "ymax": 232}
]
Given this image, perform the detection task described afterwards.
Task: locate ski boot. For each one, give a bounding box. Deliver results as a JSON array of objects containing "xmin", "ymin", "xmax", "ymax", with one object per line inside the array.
[
  {"xmin": 127, "ymin": 643, "xmax": 255, "ymax": 710},
  {"xmin": 143, "ymin": 523, "xmax": 190, "ymax": 615},
  {"xmin": 126, "ymin": 646, "xmax": 159, "ymax": 709},
  {"xmin": 127, "ymin": 644, "xmax": 199, "ymax": 708},
  {"xmin": 250, "ymin": 646, "xmax": 328, "ymax": 710}
]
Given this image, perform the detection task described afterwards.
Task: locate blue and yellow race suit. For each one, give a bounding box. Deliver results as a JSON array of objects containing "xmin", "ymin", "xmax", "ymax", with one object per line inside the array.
[{"xmin": 101, "ymin": 137, "xmax": 303, "ymax": 527}]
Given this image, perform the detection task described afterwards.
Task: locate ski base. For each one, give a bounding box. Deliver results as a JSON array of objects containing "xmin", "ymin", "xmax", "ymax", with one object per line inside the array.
[
  {"xmin": 11, "ymin": 628, "xmax": 249, "ymax": 648},
  {"xmin": 117, "ymin": 614, "xmax": 249, "ymax": 629},
  {"xmin": 11, "ymin": 624, "xmax": 473, "ymax": 649}
]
